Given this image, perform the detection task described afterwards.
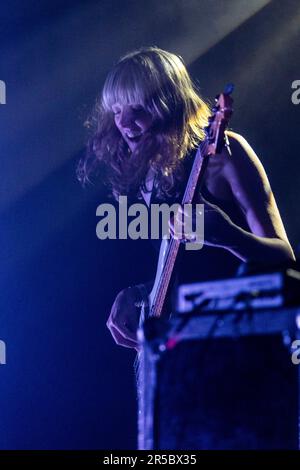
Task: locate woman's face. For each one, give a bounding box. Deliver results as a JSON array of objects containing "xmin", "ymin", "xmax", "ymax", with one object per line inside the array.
[{"xmin": 112, "ymin": 103, "xmax": 153, "ymax": 151}]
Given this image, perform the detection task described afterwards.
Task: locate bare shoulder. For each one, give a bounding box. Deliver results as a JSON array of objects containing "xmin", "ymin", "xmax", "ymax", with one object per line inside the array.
[
  {"xmin": 222, "ymin": 131, "xmax": 290, "ymax": 242},
  {"xmin": 222, "ymin": 130, "xmax": 271, "ymax": 206},
  {"xmin": 224, "ymin": 131, "xmax": 269, "ymax": 188}
]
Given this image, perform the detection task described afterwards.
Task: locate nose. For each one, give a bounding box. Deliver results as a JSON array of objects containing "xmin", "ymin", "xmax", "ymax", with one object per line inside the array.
[{"xmin": 119, "ymin": 110, "xmax": 136, "ymax": 130}]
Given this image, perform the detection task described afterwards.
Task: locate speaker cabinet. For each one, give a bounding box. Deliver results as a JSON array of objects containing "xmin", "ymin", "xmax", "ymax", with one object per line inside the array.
[{"xmin": 138, "ymin": 308, "xmax": 300, "ymax": 450}]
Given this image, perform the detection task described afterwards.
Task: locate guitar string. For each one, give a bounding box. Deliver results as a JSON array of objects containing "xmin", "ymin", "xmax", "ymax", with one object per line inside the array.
[{"xmin": 150, "ymin": 137, "xmax": 209, "ymax": 317}]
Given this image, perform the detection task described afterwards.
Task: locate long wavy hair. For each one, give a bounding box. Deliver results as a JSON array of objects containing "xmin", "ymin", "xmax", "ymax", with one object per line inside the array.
[{"xmin": 77, "ymin": 46, "xmax": 210, "ymax": 200}]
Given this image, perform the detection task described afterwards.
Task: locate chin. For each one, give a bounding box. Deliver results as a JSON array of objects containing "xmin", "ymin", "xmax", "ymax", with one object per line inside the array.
[{"xmin": 125, "ymin": 139, "xmax": 138, "ymax": 152}]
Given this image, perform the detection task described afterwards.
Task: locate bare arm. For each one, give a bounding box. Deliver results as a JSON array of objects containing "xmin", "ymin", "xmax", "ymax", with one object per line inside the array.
[{"xmin": 221, "ymin": 131, "xmax": 295, "ymax": 264}]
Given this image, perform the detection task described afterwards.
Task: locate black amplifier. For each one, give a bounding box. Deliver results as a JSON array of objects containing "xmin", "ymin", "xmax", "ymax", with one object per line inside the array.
[{"xmin": 137, "ymin": 306, "xmax": 300, "ymax": 450}]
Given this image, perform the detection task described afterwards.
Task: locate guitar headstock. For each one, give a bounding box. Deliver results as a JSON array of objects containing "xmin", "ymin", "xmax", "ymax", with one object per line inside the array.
[{"xmin": 205, "ymin": 83, "xmax": 234, "ymax": 156}]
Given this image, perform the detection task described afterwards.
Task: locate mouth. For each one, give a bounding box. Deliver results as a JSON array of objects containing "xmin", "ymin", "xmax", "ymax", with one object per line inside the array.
[{"xmin": 126, "ymin": 133, "xmax": 142, "ymax": 143}]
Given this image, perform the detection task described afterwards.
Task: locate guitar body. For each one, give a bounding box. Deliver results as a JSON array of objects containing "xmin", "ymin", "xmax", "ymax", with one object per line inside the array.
[{"xmin": 139, "ymin": 237, "xmax": 170, "ymax": 326}]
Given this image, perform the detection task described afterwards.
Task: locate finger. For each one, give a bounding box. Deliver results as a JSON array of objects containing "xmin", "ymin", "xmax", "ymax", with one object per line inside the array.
[
  {"xmin": 169, "ymin": 216, "xmax": 185, "ymax": 240},
  {"xmin": 108, "ymin": 316, "xmax": 139, "ymax": 344},
  {"xmin": 111, "ymin": 328, "xmax": 138, "ymax": 349},
  {"xmin": 169, "ymin": 218, "xmax": 183, "ymax": 237},
  {"xmin": 179, "ymin": 205, "xmax": 191, "ymax": 219},
  {"xmin": 175, "ymin": 213, "xmax": 183, "ymax": 225},
  {"xmin": 171, "ymin": 223, "xmax": 184, "ymax": 240},
  {"xmin": 175, "ymin": 206, "xmax": 184, "ymax": 223},
  {"xmin": 108, "ymin": 324, "xmax": 139, "ymax": 349}
]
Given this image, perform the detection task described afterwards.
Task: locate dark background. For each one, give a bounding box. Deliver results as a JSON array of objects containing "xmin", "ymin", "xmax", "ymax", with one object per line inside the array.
[{"xmin": 0, "ymin": 0, "xmax": 299, "ymax": 449}]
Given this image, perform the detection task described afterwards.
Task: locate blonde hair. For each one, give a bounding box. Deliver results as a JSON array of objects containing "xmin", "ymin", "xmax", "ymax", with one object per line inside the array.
[{"xmin": 78, "ymin": 46, "xmax": 210, "ymax": 200}]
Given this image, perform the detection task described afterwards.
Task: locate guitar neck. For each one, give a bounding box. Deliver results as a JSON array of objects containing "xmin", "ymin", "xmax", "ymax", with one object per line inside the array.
[
  {"xmin": 150, "ymin": 142, "xmax": 209, "ymax": 318},
  {"xmin": 149, "ymin": 84, "xmax": 234, "ymax": 319}
]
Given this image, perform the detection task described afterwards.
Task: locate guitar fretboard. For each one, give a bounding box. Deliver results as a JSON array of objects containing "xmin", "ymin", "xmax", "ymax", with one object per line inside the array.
[{"xmin": 150, "ymin": 141, "xmax": 209, "ymax": 318}]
